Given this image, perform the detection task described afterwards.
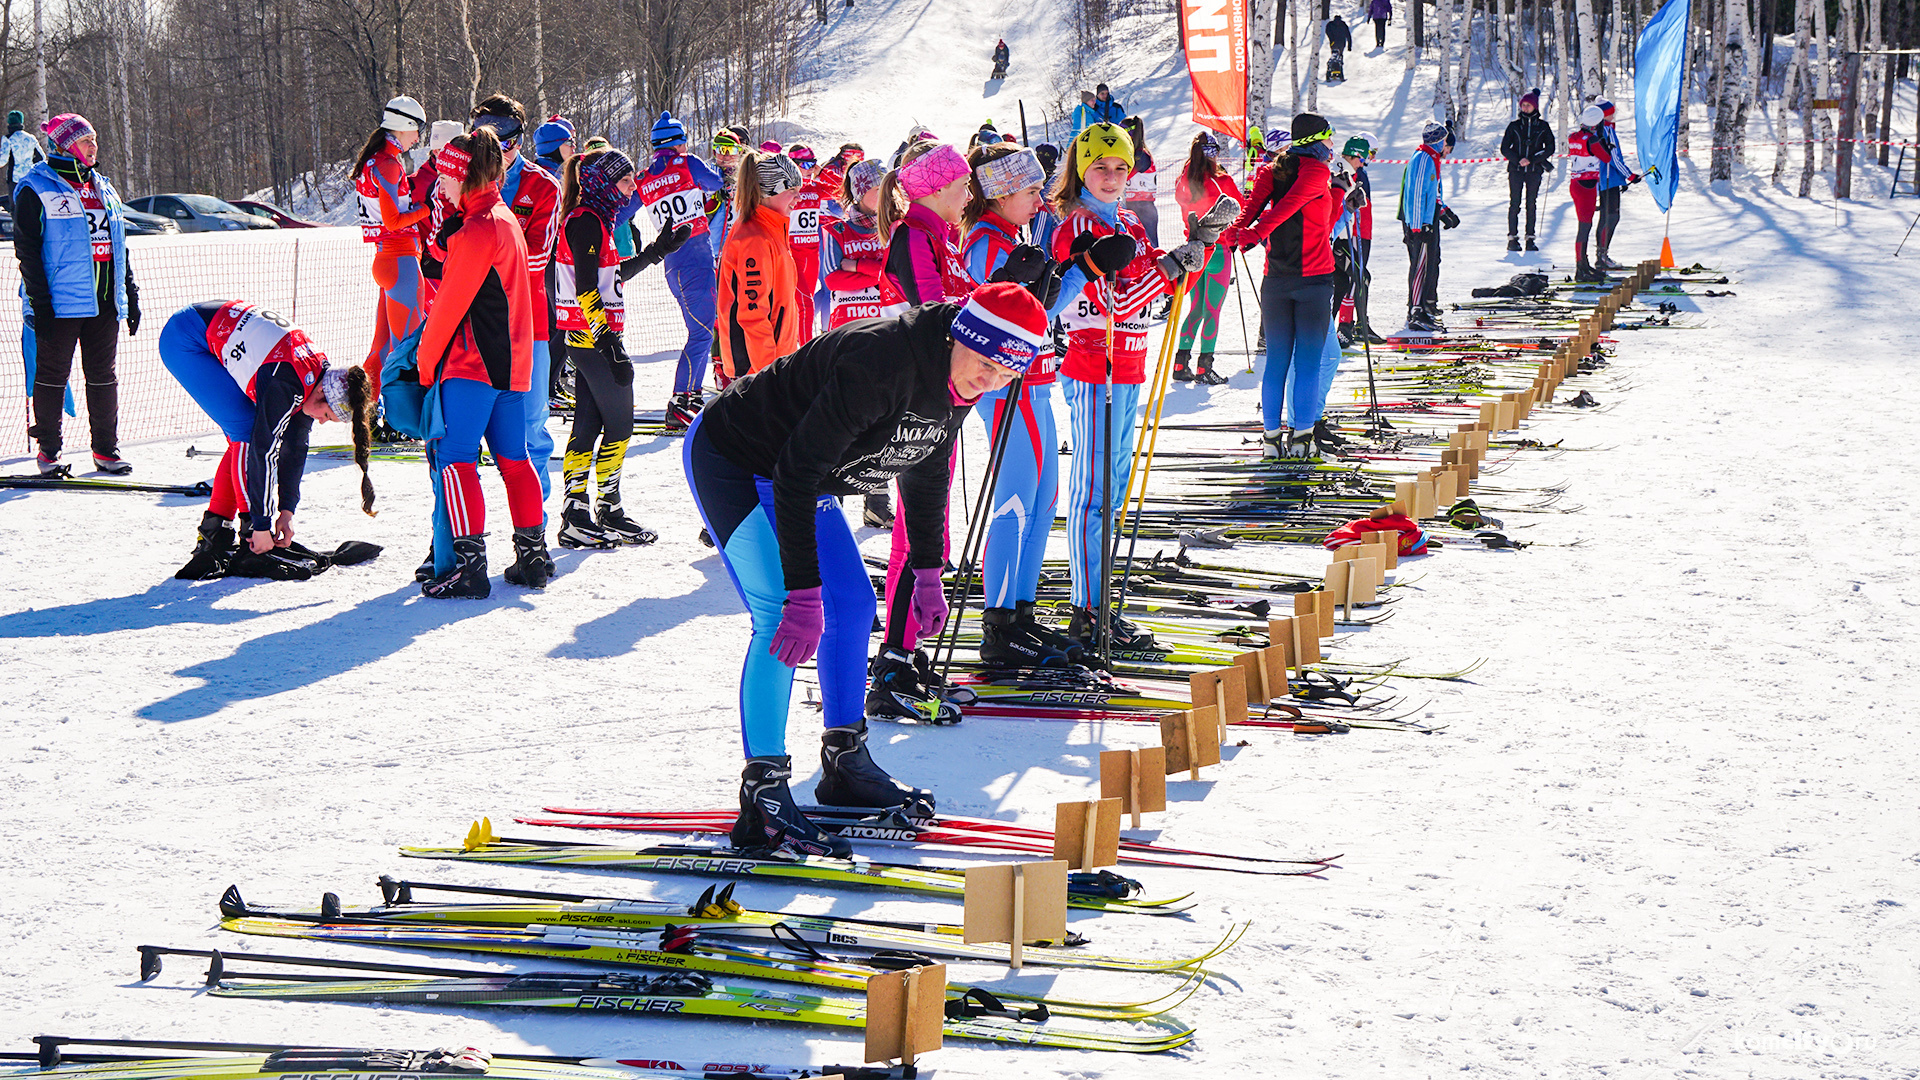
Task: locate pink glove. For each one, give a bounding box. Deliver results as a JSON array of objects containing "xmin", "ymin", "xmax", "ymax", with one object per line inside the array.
[
  {"xmin": 770, "ymin": 586, "xmax": 825, "ymax": 667},
  {"xmin": 910, "ymin": 567, "xmax": 949, "ymax": 637}
]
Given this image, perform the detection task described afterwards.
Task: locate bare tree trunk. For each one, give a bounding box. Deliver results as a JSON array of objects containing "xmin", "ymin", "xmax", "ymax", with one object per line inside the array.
[
  {"xmin": 1575, "ymin": 0, "xmax": 1600, "ymax": 100},
  {"xmin": 1407, "ymin": 0, "xmax": 1419, "ymax": 70},
  {"xmin": 1554, "ymin": 0, "xmax": 1573, "ymax": 133},
  {"xmin": 533, "ymin": 0, "xmax": 547, "ymax": 116},
  {"xmin": 33, "ymin": 0, "xmax": 45, "ymax": 129},
  {"xmin": 1797, "ymin": 0, "xmax": 1817, "ymax": 194},
  {"xmin": 1248, "ymin": 0, "xmax": 1277, "ymax": 142},
  {"xmin": 1711, "ymin": 0, "xmax": 1751, "ymax": 187},
  {"xmin": 1500, "ymin": 0, "xmax": 1526, "ymax": 99},
  {"xmin": 1290, "ymin": 0, "xmax": 1300, "ymax": 113},
  {"xmin": 1812, "ymin": 0, "xmax": 1831, "ymax": 176},
  {"xmin": 1456, "ymin": 0, "xmax": 1476, "ymax": 121},
  {"xmin": 113, "ymin": 0, "xmax": 134, "ymax": 186},
  {"xmin": 1307, "ymin": 9, "xmax": 1323, "ymax": 111},
  {"xmin": 459, "ymin": 0, "xmax": 479, "ymax": 110},
  {"xmin": 1773, "ymin": 0, "xmax": 1804, "ymax": 183},
  {"xmin": 1434, "ymin": 0, "xmax": 1454, "ymax": 122}
]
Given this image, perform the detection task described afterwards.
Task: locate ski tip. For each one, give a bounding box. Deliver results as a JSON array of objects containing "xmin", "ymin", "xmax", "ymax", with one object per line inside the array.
[{"xmin": 217, "ymin": 884, "xmax": 248, "ymax": 919}]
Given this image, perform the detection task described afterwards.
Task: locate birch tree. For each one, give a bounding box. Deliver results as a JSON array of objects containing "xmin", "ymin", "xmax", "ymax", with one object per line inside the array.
[
  {"xmin": 1247, "ymin": 0, "xmax": 1277, "ymax": 146},
  {"xmin": 1307, "ymin": 12, "xmax": 1323, "ymax": 111},
  {"xmin": 1575, "ymin": 0, "xmax": 1601, "ymax": 100},
  {"xmin": 1710, "ymin": 0, "xmax": 1751, "ymax": 187}
]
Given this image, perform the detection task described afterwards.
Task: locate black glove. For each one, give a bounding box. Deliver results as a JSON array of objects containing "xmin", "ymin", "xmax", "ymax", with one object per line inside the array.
[
  {"xmin": 1344, "ymin": 184, "xmax": 1369, "ymax": 213},
  {"xmin": 1067, "ymin": 231, "xmax": 1138, "ymax": 280},
  {"xmin": 988, "ymin": 244, "xmax": 1050, "ymax": 287},
  {"xmin": 1437, "ymin": 206, "xmax": 1460, "ymax": 230},
  {"xmin": 1027, "ymin": 261, "xmax": 1065, "ymax": 309},
  {"xmin": 435, "ymin": 212, "xmax": 464, "ymax": 249},
  {"xmin": 126, "ymin": 298, "xmax": 141, "ymax": 337},
  {"xmin": 600, "ymin": 333, "xmax": 633, "ymax": 385},
  {"xmin": 639, "ymin": 222, "xmax": 693, "ymax": 269}
]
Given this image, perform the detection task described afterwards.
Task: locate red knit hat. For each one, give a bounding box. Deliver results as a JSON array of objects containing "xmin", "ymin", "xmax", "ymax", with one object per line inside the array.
[{"xmin": 950, "ymin": 282, "xmax": 1049, "ymax": 374}]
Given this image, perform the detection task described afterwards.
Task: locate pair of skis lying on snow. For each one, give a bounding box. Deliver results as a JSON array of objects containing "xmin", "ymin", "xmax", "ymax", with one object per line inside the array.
[{"xmin": 201, "ymin": 878, "xmax": 1220, "ymax": 1052}]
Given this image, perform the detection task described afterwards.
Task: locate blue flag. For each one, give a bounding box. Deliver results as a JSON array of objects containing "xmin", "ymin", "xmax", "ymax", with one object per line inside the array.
[{"xmin": 1634, "ymin": 0, "xmax": 1691, "ymax": 212}]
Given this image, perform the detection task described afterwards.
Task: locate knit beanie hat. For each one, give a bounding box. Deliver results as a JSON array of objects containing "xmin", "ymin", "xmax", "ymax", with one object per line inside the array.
[
  {"xmin": 1341, "ymin": 133, "xmax": 1374, "ymax": 159},
  {"xmin": 437, "ymin": 142, "xmax": 473, "ymax": 183},
  {"xmin": 6, "ymin": 110, "xmax": 22, "ymax": 132},
  {"xmin": 43, "ymin": 113, "xmax": 94, "ymax": 154},
  {"xmin": 974, "ymin": 148, "xmax": 1045, "ymax": 200},
  {"xmin": 897, "ymin": 143, "xmax": 969, "ymax": 200},
  {"xmin": 1422, "ymin": 120, "xmax": 1449, "ymax": 147},
  {"xmin": 1289, "ymin": 112, "xmax": 1333, "ymax": 146},
  {"xmin": 533, "ymin": 116, "xmax": 575, "ymax": 156},
  {"xmin": 758, "ymin": 140, "xmax": 782, "ymax": 154},
  {"xmin": 1520, "ymin": 88, "xmax": 1540, "ymax": 110},
  {"xmin": 318, "ymin": 365, "xmax": 352, "ymax": 424},
  {"xmin": 949, "ymin": 282, "xmax": 1050, "ymax": 375},
  {"xmin": 1597, "ymin": 99, "xmax": 1616, "ymax": 116},
  {"xmin": 578, "ymin": 149, "xmax": 637, "ymax": 223},
  {"xmin": 845, "ymin": 159, "xmax": 886, "ymax": 207},
  {"xmin": 650, "ymin": 111, "xmax": 687, "ymax": 148},
  {"xmin": 751, "ymin": 153, "xmax": 802, "ymax": 197},
  {"xmin": 1033, "ymin": 142, "xmax": 1060, "ymax": 175},
  {"xmin": 1071, "ymin": 122, "xmax": 1134, "ymax": 178},
  {"xmin": 429, "ymin": 120, "xmax": 464, "ymax": 153}
]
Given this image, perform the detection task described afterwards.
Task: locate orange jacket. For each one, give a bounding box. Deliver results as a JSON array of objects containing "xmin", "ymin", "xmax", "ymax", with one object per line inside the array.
[
  {"xmin": 718, "ymin": 203, "xmax": 799, "ymax": 378},
  {"xmin": 418, "ymin": 184, "xmax": 534, "ymax": 391}
]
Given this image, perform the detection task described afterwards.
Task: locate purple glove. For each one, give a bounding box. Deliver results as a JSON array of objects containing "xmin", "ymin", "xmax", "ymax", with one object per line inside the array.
[
  {"xmin": 770, "ymin": 586, "xmax": 825, "ymax": 667},
  {"xmin": 910, "ymin": 567, "xmax": 949, "ymax": 637}
]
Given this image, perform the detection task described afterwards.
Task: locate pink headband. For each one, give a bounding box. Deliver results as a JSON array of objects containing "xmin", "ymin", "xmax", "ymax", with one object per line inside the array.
[
  {"xmin": 897, "ymin": 144, "xmax": 969, "ymax": 201},
  {"xmin": 438, "ymin": 143, "xmax": 472, "ymax": 183}
]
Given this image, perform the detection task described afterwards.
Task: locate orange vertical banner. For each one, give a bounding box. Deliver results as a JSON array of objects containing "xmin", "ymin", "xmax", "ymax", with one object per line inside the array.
[{"xmin": 1181, "ymin": 0, "xmax": 1249, "ymax": 142}]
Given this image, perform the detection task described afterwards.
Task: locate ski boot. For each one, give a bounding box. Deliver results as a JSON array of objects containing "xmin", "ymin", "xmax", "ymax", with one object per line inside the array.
[
  {"xmin": 1283, "ymin": 426, "xmax": 1319, "ymax": 459},
  {"xmin": 663, "ymin": 392, "xmax": 702, "ymax": 434},
  {"xmin": 816, "ymin": 719, "xmax": 937, "ymax": 814},
  {"xmin": 732, "ymin": 756, "xmax": 852, "ymax": 858},
  {"xmin": 35, "ymin": 451, "xmax": 60, "ymax": 475},
  {"xmin": 866, "ymin": 646, "xmax": 961, "ymax": 725},
  {"xmin": 175, "ymin": 512, "xmax": 236, "ymax": 580},
  {"xmin": 1524, "ymin": 235, "xmax": 1538, "ymax": 252},
  {"xmin": 1193, "ymin": 353, "xmax": 1228, "ymax": 385},
  {"xmin": 1507, "ymin": 234, "xmax": 1520, "ymax": 252},
  {"xmin": 421, "ymin": 535, "xmax": 490, "ymax": 598},
  {"xmin": 1575, "ymin": 257, "xmax": 1608, "ymax": 283},
  {"xmin": 557, "ymin": 496, "xmax": 618, "ymax": 549},
  {"xmin": 227, "ymin": 529, "xmax": 319, "ymax": 581},
  {"xmin": 598, "ymin": 500, "xmax": 659, "ymax": 545},
  {"xmin": 861, "ymin": 491, "xmax": 895, "ymax": 529},
  {"xmin": 1337, "ymin": 322, "xmax": 1356, "ymax": 349},
  {"xmin": 1016, "ymin": 601, "xmax": 1087, "ymax": 661},
  {"xmin": 92, "ymin": 452, "xmax": 132, "ymax": 475},
  {"xmin": 911, "ymin": 648, "xmax": 978, "ymax": 705},
  {"xmin": 1067, "ymin": 604, "xmax": 1164, "ymax": 658},
  {"xmin": 1596, "ymin": 249, "xmax": 1626, "ymax": 271},
  {"xmin": 979, "ymin": 606, "xmax": 1078, "ymax": 668},
  {"xmin": 1260, "ymin": 427, "xmax": 1289, "ymax": 459},
  {"xmin": 1311, "ymin": 417, "xmax": 1350, "ymax": 454},
  {"xmin": 415, "ymin": 548, "xmax": 436, "ymax": 583},
  {"xmin": 503, "ymin": 526, "xmax": 553, "ymax": 589},
  {"xmin": 1172, "ymin": 349, "xmax": 1195, "ymax": 382}
]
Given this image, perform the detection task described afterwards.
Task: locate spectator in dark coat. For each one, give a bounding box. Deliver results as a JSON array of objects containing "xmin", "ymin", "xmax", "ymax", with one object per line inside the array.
[
  {"xmin": 1499, "ymin": 89, "xmax": 1554, "ymax": 250},
  {"xmin": 1326, "ymin": 16, "xmax": 1352, "ymax": 55},
  {"xmin": 1368, "ymin": 0, "xmax": 1392, "ymax": 48}
]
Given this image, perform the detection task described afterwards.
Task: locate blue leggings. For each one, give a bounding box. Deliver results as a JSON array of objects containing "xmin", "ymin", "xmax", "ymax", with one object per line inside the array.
[
  {"xmin": 432, "ymin": 377, "xmax": 530, "ymax": 571},
  {"xmin": 159, "ymin": 309, "xmax": 252, "ymax": 440},
  {"xmin": 1260, "ymin": 273, "xmax": 1335, "ymax": 431},
  {"xmin": 1060, "ymin": 375, "xmax": 1142, "ymax": 610},
  {"xmin": 526, "ymin": 340, "xmax": 554, "ymax": 516},
  {"xmin": 666, "ymin": 249, "xmax": 717, "ymax": 394},
  {"xmin": 684, "ymin": 414, "xmax": 874, "ymax": 758},
  {"xmin": 974, "ymin": 382, "xmax": 1058, "ymax": 608}
]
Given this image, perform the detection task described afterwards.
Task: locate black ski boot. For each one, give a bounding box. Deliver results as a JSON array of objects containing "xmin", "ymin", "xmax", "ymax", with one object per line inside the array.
[
  {"xmin": 1507, "ymin": 234, "xmax": 1521, "ymax": 252},
  {"xmin": 1337, "ymin": 323, "xmax": 1356, "ymax": 349},
  {"xmin": 911, "ymin": 648, "xmax": 978, "ymax": 705},
  {"xmin": 1067, "ymin": 605, "xmax": 1164, "ymax": 657},
  {"xmin": 422, "ymin": 535, "xmax": 490, "ymax": 598},
  {"xmin": 1312, "ymin": 417, "xmax": 1350, "ymax": 454},
  {"xmin": 979, "ymin": 605, "xmax": 1077, "ymax": 668},
  {"xmin": 503, "ymin": 526, "xmax": 553, "ymax": 588},
  {"xmin": 861, "ymin": 491, "xmax": 895, "ymax": 529},
  {"xmin": 175, "ymin": 511, "xmax": 235, "ymax": 580},
  {"xmin": 1172, "ymin": 349, "xmax": 1194, "ymax": 382},
  {"xmin": 558, "ymin": 496, "xmax": 618, "ymax": 549},
  {"xmin": 1575, "ymin": 257, "xmax": 1607, "ymax": 283},
  {"xmin": 663, "ymin": 392, "xmax": 702, "ymax": 434},
  {"xmin": 414, "ymin": 548, "xmax": 436, "ymax": 583},
  {"xmin": 732, "ymin": 756, "xmax": 852, "ymax": 858},
  {"xmin": 1016, "ymin": 600, "xmax": 1087, "ymax": 662},
  {"xmin": 1193, "ymin": 353, "xmax": 1228, "ymax": 385},
  {"xmin": 598, "ymin": 500, "xmax": 659, "ymax": 545},
  {"xmin": 1524, "ymin": 235, "xmax": 1538, "ymax": 252},
  {"xmin": 816, "ymin": 719, "xmax": 936, "ymax": 814},
  {"xmin": 866, "ymin": 646, "xmax": 961, "ymax": 724},
  {"xmin": 1260, "ymin": 427, "xmax": 1289, "ymax": 459}
]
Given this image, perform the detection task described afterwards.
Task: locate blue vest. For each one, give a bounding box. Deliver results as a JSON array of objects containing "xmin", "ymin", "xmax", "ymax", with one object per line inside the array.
[{"xmin": 16, "ymin": 159, "xmax": 129, "ymax": 320}]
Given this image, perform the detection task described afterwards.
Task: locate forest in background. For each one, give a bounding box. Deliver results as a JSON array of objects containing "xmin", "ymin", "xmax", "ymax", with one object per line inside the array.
[{"xmin": 0, "ymin": 0, "xmax": 1908, "ymax": 204}]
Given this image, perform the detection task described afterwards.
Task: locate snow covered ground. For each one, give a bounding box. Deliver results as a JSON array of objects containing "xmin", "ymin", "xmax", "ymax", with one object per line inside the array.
[{"xmin": 7, "ymin": 5, "xmax": 1920, "ymax": 1079}]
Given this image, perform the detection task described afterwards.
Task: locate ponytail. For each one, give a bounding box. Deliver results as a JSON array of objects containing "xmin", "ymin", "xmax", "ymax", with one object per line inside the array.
[
  {"xmin": 344, "ymin": 366, "xmax": 378, "ymax": 516},
  {"xmin": 351, "ymin": 126, "xmax": 391, "ymax": 182},
  {"xmin": 733, "ymin": 150, "xmax": 768, "ymax": 223}
]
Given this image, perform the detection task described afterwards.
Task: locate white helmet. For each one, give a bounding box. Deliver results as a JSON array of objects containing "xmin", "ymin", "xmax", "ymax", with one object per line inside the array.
[
  {"xmin": 1580, "ymin": 104, "xmax": 1604, "ymax": 128},
  {"xmin": 382, "ymin": 96, "xmax": 426, "ymax": 133}
]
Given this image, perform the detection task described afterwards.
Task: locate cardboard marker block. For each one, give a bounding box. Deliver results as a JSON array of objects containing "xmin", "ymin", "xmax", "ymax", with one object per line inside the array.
[
  {"xmin": 1393, "ymin": 480, "xmax": 1417, "ymax": 521},
  {"xmin": 1430, "ymin": 468, "xmax": 1459, "ymax": 508},
  {"xmin": 1519, "ymin": 388, "xmax": 1537, "ymax": 417},
  {"xmin": 1495, "ymin": 399, "xmax": 1517, "ymax": 431},
  {"xmin": 1233, "ymin": 646, "xmax": 1292, "ymax": 704},
  {"xmin": 1333, "ymin": 544, "xmax": 1359, "ymax": 562},
  {"xmin": 1363, "ymin": 528, "xmax": 1399, "ymax": 569},
  {"xmin": 1348, "ymin": 557, "xmax": 1381, "ymax": 602},
  {"xmin": 1100, "ymin": 748, "xmax": 1167, "ymax": 828},
  {"xmin": 964, "ymin": 860, "xmax": 1068, "ymax": 970},
  {"xmin": 1478, "ymin": 402, "xmax": 1499, "ymax": 427},
  {"xmin": 1298, "ymin": 588, "xmax": 1335, "ymax": 638},
  {"xmin": 1269, "ymin": 615, "xmax": 1322, "ymax": 668},
  {"xmin": 1053, "ymin": 799, "xmax": 1122, "ymax": 870},
  {"xmin": 1160, "ymin": 707, "xmax": 1222, "ymax": 777},
  {"xmin": 1189, "ymin": 665, "xmax": 1249, "ymax": 728},
  {"xmin": 865, "ymin": 962, "xmax": 947, "ymax": 1064},
  {"xmin": 1414, "ymin": 478, "xmax": 1438, "ymax": 520}
]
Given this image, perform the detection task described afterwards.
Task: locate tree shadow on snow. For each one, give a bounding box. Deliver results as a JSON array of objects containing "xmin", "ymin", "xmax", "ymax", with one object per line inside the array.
[
  {"xmin": 0, "ymin": 580, "xmax": 325, "ymax": 640},
  {"xmin": 135, "ymin": 583, "xmax": 498, "ymax": 722}
]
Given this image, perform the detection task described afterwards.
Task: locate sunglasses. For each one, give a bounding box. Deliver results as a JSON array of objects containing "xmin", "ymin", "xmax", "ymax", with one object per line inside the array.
[
  {"xmin": 712, "ymin": 135, "xmax": 743, "ymax": 153},
  {"xmin": 792, "ymin": 154, "xmax": 817, "ymax": 168}
]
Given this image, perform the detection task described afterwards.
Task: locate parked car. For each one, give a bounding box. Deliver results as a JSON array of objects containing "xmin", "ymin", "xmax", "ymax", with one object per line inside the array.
[
  {"xmin": 122, "ymin": 208, "xmax": 180, "ymax": 236},
  {"xmin": 228, "ymin": 200, "xmax": 320, "ymax": 228},
  {"xmin": 126, "ymin": 193, "xmax": 276, "ymax": 232}
]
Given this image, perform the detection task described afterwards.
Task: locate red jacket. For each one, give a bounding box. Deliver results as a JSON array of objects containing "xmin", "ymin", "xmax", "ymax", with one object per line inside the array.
[
  {"xmin": 419, "ymin": 184, "xmax": 534, "ymax": 391},
  {"xmin": 1323, "ymin": 512, "xmax": 1428, "ymax": 555},
  {"xmin": 1052, "ymin": 203, "xmax": 1172, "ymax": 385},
  {"xmin": 1230, "ymin": 154, "xmax": 1336, "ymax": 278}
]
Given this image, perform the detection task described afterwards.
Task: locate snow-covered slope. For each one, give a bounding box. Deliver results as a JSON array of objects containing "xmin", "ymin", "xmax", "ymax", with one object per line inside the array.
[{"xmin": 6, "ymin": 4, "xmax": 1920, "ymax": 1080}]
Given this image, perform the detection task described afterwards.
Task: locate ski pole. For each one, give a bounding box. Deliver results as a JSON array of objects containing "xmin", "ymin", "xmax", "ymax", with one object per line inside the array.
[
  {"xmin": 933, "ymin": 371, "xmax": 1026, "ymax": 681},
  {"xmin": 1234, "ymin": 250, "xmax": 1258, "ymax": 372},
  {"xmin": 1098, "ymin": 285, "xmax": 1116, "ymax": 668},
  {"xmin": 1113, "ymin": 272, "xmax": 1192, "ymax": 614}
]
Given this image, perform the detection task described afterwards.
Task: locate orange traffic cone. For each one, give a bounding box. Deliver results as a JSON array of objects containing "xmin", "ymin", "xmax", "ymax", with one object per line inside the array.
[{"xmin": 1659, "ymin": 236, "xmax": 1675, "ymax": 268}]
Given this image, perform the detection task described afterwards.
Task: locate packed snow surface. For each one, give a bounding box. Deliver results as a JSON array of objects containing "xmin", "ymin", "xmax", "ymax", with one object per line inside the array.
[{"xmin": 7, "ymin": 2, "xmax": 1920, "ymax": 1077}]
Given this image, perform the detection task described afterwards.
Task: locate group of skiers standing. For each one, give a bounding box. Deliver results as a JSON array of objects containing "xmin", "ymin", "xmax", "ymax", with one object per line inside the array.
[{"xmin": 1495, "ymin": 91, "xmax": 1642, "ymax": 281}]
